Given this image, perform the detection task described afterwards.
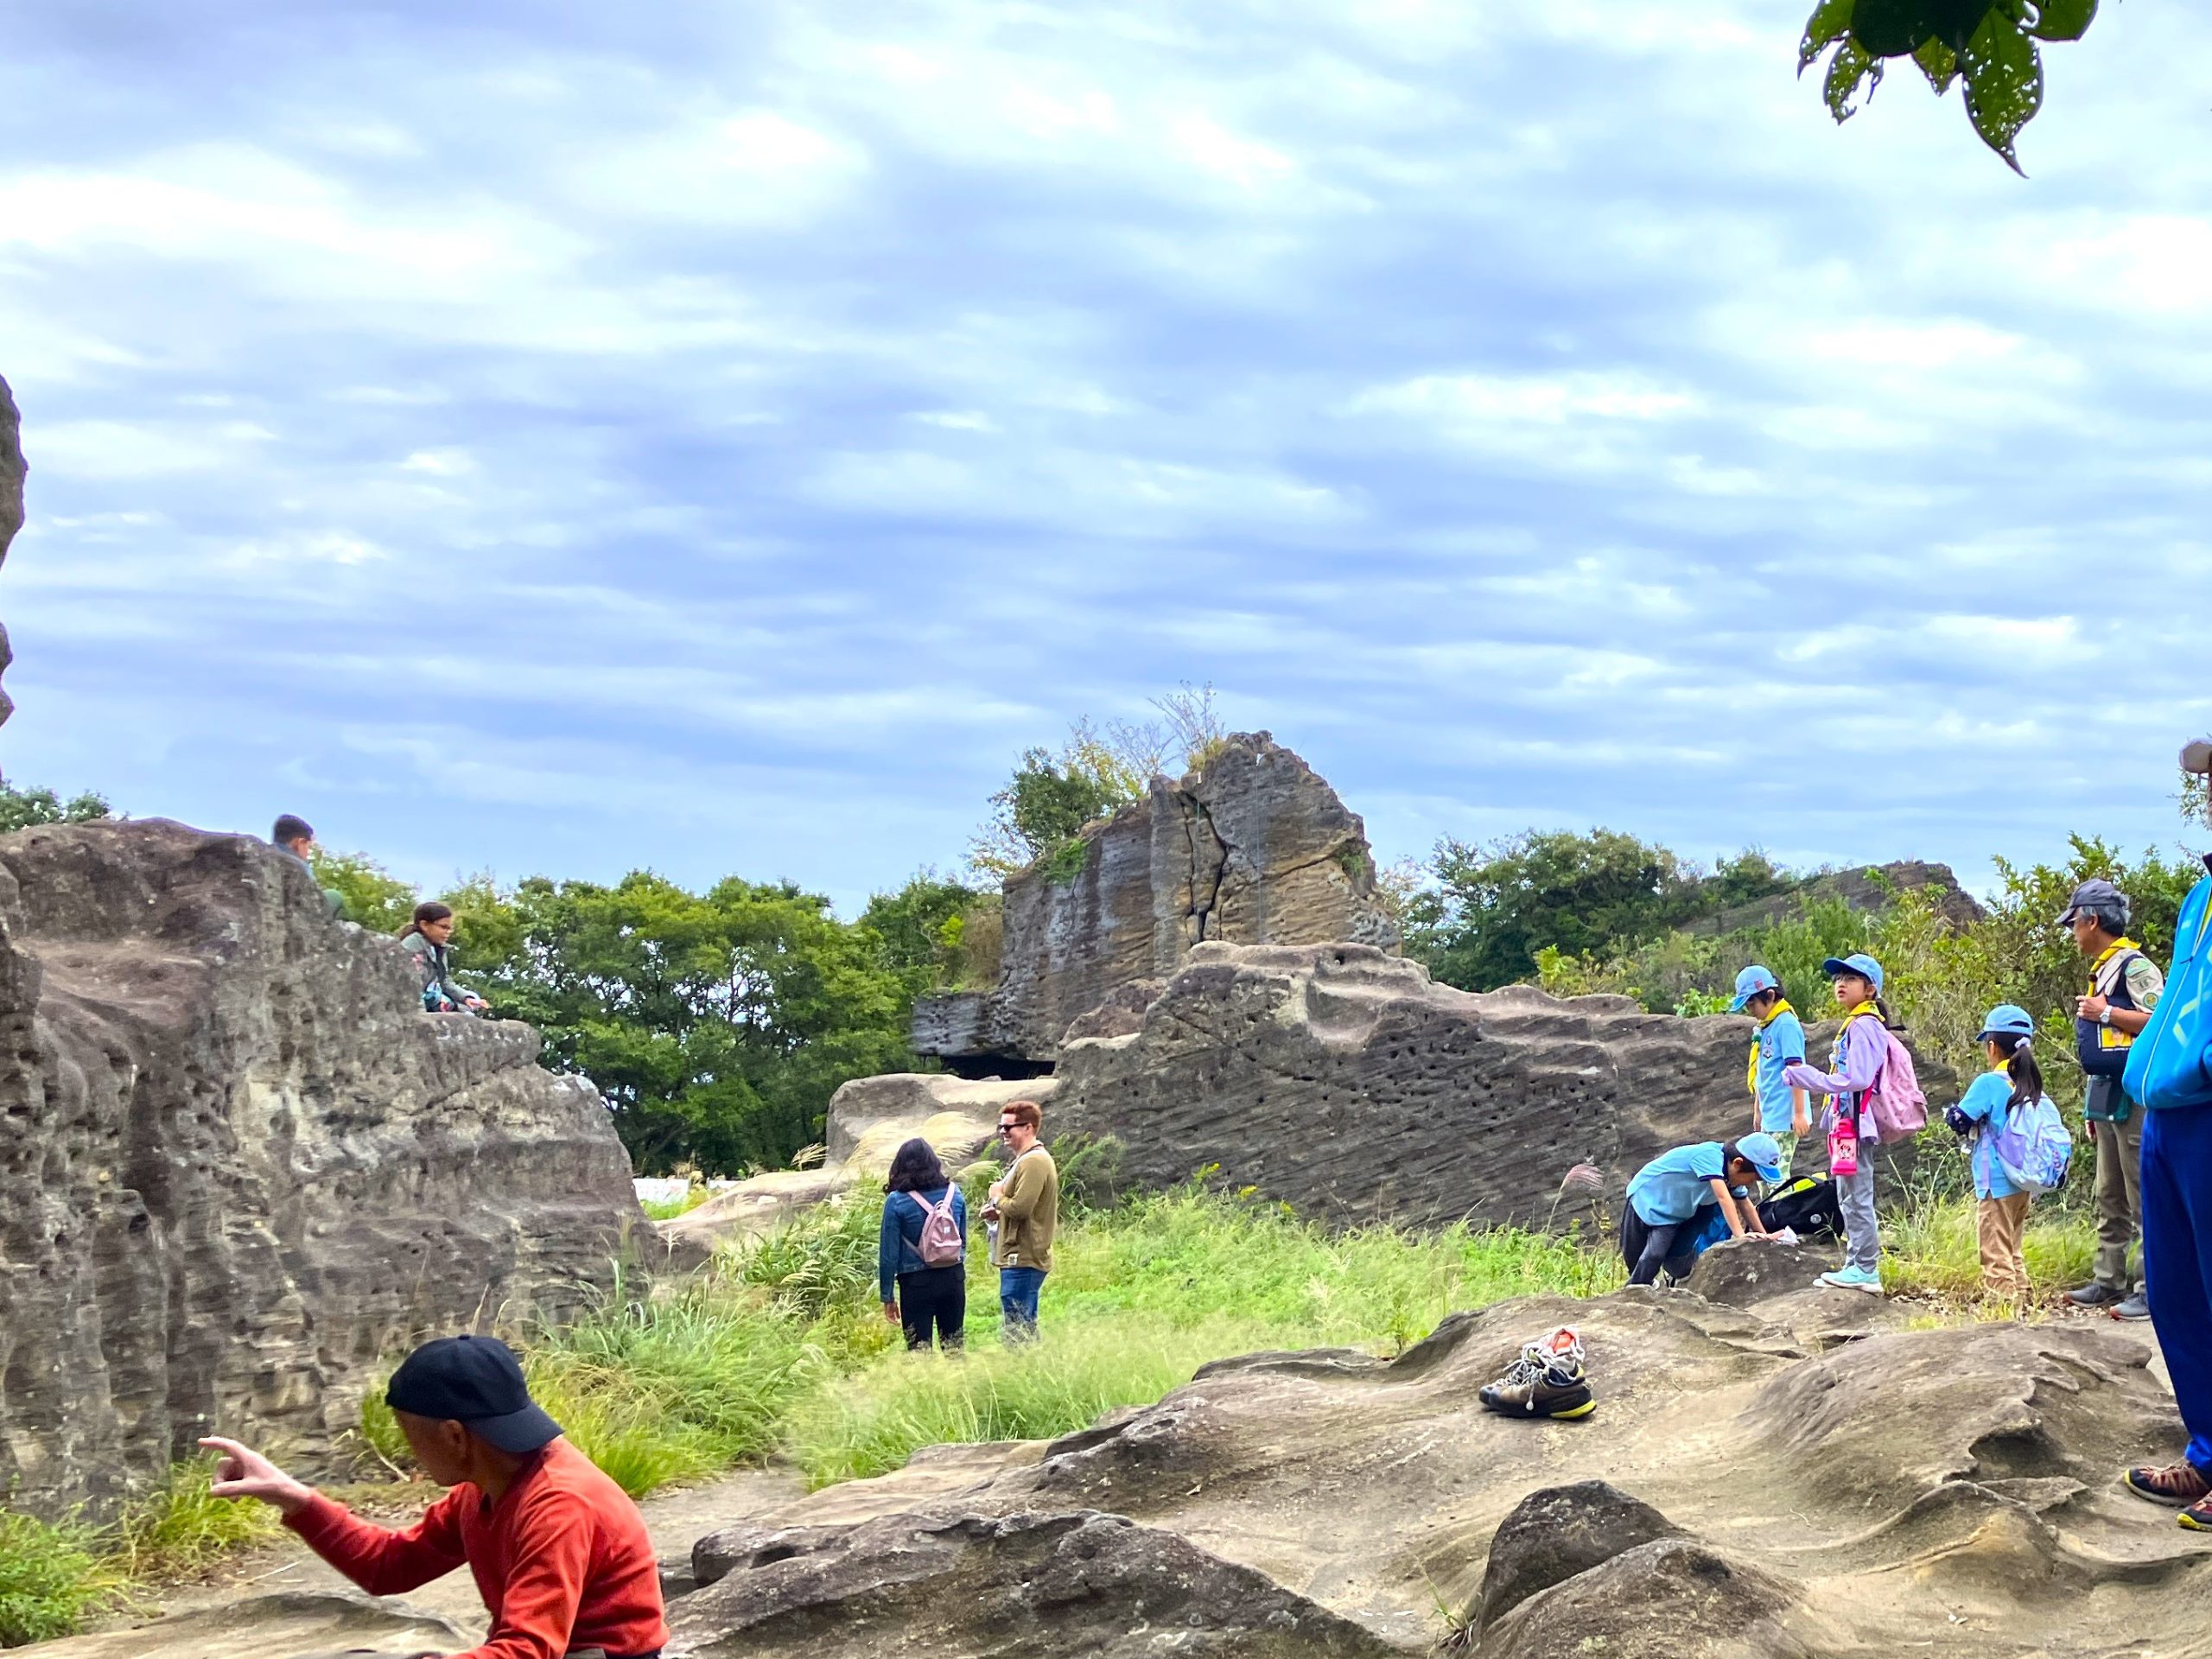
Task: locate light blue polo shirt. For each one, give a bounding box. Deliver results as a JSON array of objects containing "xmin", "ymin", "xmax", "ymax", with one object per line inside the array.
[
  {"xmin": 1627, "ymin": 1141, "xmax": 1732, "ymax": 1227},
  {"xmin": 1754, "ymin": 1008, "xmax": 1808, "ymax": 1135},
  {"xmin": 1952, "ymin": 1071, "xmax": 2022, "ymax": 1200}
]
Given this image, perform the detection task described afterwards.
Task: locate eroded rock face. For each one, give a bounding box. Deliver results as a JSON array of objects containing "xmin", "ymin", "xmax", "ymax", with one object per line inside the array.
[
  {"xmin": 913, "ymin": 734, "xmax": 1399, "ymax": 1066},
  {"xmin": 0, "ymin": 373, "xmax": 25, "ymax": 727},
  {"xmin": 0, "ymin": 819, "xmax": 646, "ymax": 1522},
  {"xmin": 1054, "ymin": 943, "xmax": 1939, "ymax": 1230}
]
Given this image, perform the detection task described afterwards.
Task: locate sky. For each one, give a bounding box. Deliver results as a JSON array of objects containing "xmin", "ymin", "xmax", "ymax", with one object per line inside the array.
[{"xmin": 3, "ymin": 1, "xmax": 2209, "ymax": 914}]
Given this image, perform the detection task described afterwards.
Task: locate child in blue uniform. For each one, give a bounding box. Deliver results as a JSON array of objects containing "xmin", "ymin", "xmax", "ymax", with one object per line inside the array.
[
  {"xmin": 1945, "ymin": 1004, "xmax": 2044, "ymax": 1306},
  {"xmin": 1732, "ymin": 965, "xmax": 1809, "ymax": 1179},
  {"xmin": 1620, "ymin": 1134, "xmax": 1783, "ymax": 1286}
]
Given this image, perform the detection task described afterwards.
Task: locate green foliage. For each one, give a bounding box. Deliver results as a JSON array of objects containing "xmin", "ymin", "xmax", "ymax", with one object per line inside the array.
[
  {"xmin": 969, "ymin": 743, "xmax": 1133, "ymax": 879},
  {"xmin": 860, "ymin": 872, "xmax": 983, "ymax": 995},
  {"xmin": 452, "ymin": 873, "xmax": 919, "ymax": 1176},
  {"xmin": 1799, "ymin": 0, "xmax": 2099, "ymax": 172},
  {"xmin": 1883, "ymin": 1192, "xmax": 2097, "ymax": 1300},
  {"xmin": 0, "ymin": 1510, "xmax": 116, "ymax": 1645},
  {"xmin": 0, "ymin": 780, "xmax": 110, "ymax": 835},
  {"xmin": 308, "ymin": 848, "xmax": 417, "ymax": 933},
  {"xmin": 1408, "ymin": 830, "xmax": 1794, "ymax": 992},
  {"xmin": 114, "ymin": 1456, "xmax": 280, "ymax": 1580},
  {"xmin": 1040, "ymin": 835, "xmax": 1090, "ymax": 886}
]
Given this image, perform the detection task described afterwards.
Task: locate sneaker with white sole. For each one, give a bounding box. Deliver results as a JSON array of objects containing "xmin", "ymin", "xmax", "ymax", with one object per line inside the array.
[
  {"xmin": 1478, "ymin": 1326, "xmax": 1595, "ymax": 1420},
  {"xmin": 2113, "ymin": 1294, "xmax": 2152, "ymax": 1321},
  {"xmin": 1817, "ymin": 1265, "xmax": 1884, "ymax": 1295}
]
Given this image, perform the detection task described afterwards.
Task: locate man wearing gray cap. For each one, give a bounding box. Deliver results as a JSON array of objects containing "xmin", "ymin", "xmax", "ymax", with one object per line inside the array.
[{"xmin": 2062, "ymin": 875, "xmax": 2165, "ymax": 1319}]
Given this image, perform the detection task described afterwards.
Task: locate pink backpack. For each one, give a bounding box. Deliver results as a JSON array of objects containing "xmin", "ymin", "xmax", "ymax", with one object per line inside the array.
[
  {"xmin": 912, "ymin": 1189, "xmax": 964, "ymax": 1268},
  {"xmin": 1864, "ymin": 1022, "xmax": 1929, "ymax": 1144}
]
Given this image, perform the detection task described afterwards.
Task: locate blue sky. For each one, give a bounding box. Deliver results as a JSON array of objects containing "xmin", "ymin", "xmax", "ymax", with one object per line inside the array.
[{"xmin": 3, "ymin": 1, "xmax": 2208, "ymax": 913}]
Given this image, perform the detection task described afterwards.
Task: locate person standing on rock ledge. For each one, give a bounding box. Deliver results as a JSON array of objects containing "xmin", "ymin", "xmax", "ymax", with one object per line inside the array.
[
  {"xmin": 200, "ymin": 1334, "xmax": 669, "ymax": 1659},
  {"xmin": 2120, "ymin": 737, "xmax": 2212, "ymax": 1533},
  {"xmin": 984, "ymin": 1099, "xmax": 1058, "ymax": 1341}
]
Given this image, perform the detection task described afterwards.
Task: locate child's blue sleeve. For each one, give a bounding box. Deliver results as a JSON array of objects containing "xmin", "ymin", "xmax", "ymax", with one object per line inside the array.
[{"xmin": 1957, "ymin": 1071, "xmax": 2009, "ymax": 1125}]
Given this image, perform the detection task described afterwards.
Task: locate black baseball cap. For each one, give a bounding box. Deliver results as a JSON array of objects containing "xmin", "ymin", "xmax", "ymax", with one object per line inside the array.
[{"xmin": 385, "ymin": 1335, "xmax": 563, "ymax": 1454}]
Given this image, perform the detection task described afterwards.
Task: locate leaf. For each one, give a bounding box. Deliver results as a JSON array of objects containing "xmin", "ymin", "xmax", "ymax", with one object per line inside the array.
[
  {"xmin": 1914, "ymin": 36, "xmax": 1961, "ymax": 93},
  {"xmin": 1824, "ymin": 38, "xmax": 1885, "ymax": 121},
  {"xmin": 1959, "ymin": 3, "xmax": 2044, "ymax": 172},
  {"xmin": 1800, "ymin": 0, "xmax": 1858, "ymax": 72},
  {"xmin": 1928, "ymin": 0, "xmax": 2003, "ymax": 50},
  {"xmin": 2027, "ymin": 0, "xmax": 2098, "ymax": 41},
  {"xmin": 1851, "ymin": 0, "xmax": 1933, "ymax": 56}
]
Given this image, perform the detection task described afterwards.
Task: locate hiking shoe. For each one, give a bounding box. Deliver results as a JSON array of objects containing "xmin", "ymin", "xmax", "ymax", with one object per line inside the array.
[
  {"xmin": 1817, "ymin": 1265, "xmax": 1884, "ymax": 1295},
  {"xmin": 2068, "ymin": 1281, "xmax": 2124, "ymax": 1308},
  {"xmin": 2181, "ymin": 1496, "xmax": 2212, "ymax": 1533},
  {"xmin": 2113, "ymin": 1294, "xmax": 2152, "ymax": 1322},
  {"xmin": 2124, "ymin": 1460, "xmax": 2212, "ymax": 1507},
  {"xmin": 1478, "ymin": 1327, "xmax": 1595, "ymax": 1421}
]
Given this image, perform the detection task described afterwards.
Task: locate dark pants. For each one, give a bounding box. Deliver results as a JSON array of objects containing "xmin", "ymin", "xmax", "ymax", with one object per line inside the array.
[
  {"xmin": 1621, "ymin": 1209, "xmax": 1695, "ymax": 1287},
  {"xmin": 2143, "ymin": 1106, "xmax": 2212, "ymax": 1473},
  {"xmin": 1000, "ymin": 1266, "xmax": 1046, "ymax": 1341},
  {"xmin": 898, "ymin": 1265, "xmax": 965, "ymax": 1351}
]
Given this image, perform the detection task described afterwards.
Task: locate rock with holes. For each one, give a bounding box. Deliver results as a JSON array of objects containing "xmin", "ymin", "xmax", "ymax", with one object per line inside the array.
[
  {"xmin": 671, "ymin": 1508, "xmax": 1404, "ymax": 1657},
  {"xmin": 912, "ymin": 733, "xmax": 1399, "ymax": 1068},
  {"xmin": 1049, "ymin": 943, "xmax": 1932, "ymax": 1230},
  {"xmin": 0, "ymin": 372, "xmax": 24, "ymax": 726},
  {"xmin": 0, "ymin": 818, "xmax": 646, "ymax": 1522}
]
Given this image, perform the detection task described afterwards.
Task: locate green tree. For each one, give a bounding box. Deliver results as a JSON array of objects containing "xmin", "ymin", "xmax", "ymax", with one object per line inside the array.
[
  {"xmin": 861, "ymin": 871, "xmax": 982, "ymax": 994},
  {"xmin": 968, "ymin": 741, "xmax": 1136, "ymax": 878},
  {"xmin": 1800, "ymin": 0, "xmax": 2101, "ymax": 173},
  {"xmin": 309, "ymin": 848, "xmax": 418, "ymax": 932},
  {"xmin": 0, "ymin": 780, "xmax": 110, "ymax": 833}
]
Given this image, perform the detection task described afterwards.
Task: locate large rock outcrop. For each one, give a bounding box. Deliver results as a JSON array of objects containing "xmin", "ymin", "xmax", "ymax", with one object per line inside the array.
[
  {"xmin": 1052, "ymin": 942, "xmax": 1944, "ymax": 1231},
  {"xmin": 0, "ymin": 372, "xmax": 24, "ymax": 727},
  {"xmin": 0, "ymin": 818, "xmax": 647, "ymax": 1522},
  {"xmin": 913, "ymin": 734, "xmax": 1399, "ymax": 1068}
]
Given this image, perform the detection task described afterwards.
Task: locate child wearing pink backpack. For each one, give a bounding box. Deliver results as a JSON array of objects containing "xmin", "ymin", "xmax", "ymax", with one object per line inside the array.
[
  {"xmin": 1783, "ymin": 953, "xmax": 1911, "ymax": 1295},
  {"xmin": 880, "ymin": 1138, "xmax": 969, "ymax": 1351}
]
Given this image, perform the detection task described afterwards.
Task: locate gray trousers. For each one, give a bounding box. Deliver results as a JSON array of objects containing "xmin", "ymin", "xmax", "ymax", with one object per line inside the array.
[
  {"xmin": 1835, "ymin": 1158, "xmax": 1880, "ymax": 1273},
  {"xmin": 2090, "ymin": 1113, "xmax": 2145, "ymax": 1293}
]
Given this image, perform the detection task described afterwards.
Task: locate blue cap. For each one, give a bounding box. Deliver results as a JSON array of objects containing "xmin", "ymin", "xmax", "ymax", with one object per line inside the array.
[
  {"xmin": 1729, "ymin": 965, "xmax": 1781, "ymax": 1012},
  {"xmin": 385, "ymin": 1335, "xmax": 563, "ymax": 1454},
  {"xmin": 1820, "ymin": 953, "xmax": 1885, "ymax": 994},
  {"xmin": 1735, "ymin": 1132, "xmax": 1784, "ymax": 1183},
  {"xmin": 1978, "ymin": 1003, "xmax": 2035, "ymax": 1041}
]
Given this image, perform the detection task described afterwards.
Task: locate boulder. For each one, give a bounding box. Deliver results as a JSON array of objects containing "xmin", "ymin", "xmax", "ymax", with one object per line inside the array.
[
  {"xmin": 0, "ymin": 372, "xmax": 23, "ymax": 726},
  {"xmin": 1688, "ymin": 859, "xmax": 1986, "ymax": 936},
  {"xmin": 657, "ymin": 1074, "xmax": 1055, "ymax": 1258},
  {"xmin": 16, "ymin": 1591, "xmax": 468, "ymax": 1659},
  {"xmin": 1474, "ymin": 1479, "xmax": 1687, "ymax": 1630},
  {"xmin": 912, "ymin": 734, "xmax": 1399, "ymax": 1066},
  {"xmin": 1053, "ymin": 943, "xmax": 1940, "ymax": 1230},
  {"xmin": 0, "ymin": 818, "xmax": 646, "ymax": 1522}
]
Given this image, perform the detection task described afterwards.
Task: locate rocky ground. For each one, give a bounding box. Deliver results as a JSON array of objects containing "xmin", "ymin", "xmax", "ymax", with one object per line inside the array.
[{"xmin": 37, "ymin": 1253, "xmax": 2209, "ymax": 1659}]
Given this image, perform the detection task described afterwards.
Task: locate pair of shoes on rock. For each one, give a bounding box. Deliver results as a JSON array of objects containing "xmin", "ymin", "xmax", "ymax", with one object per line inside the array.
[
  {"xmin": 1478, "ymin": 1326, "xmax": 1594, "ymax": 1421},
  {"xmin": 1816, "ymin": 1265, "xmax": 1883, "ymax": 1295},
  {"xmin": 2123, "ymin": 1459, "xmax": 2212, "ymax": 1530}
]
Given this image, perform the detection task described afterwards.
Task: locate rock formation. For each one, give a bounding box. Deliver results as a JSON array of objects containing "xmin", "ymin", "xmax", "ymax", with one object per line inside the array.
[
  {"xmin": 0, "ymin": 818, "xmax": 647, "ymax": 1522},
  {"xmin": 1052, "ymin": 942, "xmax": 1944, "ymax": 1231},
  {"xmin": 913, "ymin": 734, "xmax": 1399, "ymax": 1069},
  {"xmin": 0, "ymin": 372, "xmax": 24, "ymax": 728},
  {"xmin": 657, "ymin": 1073, "xmax": 1054, "ymax": 1262},
  {"xmin": 1688, "ymin": 857, "xmax": 1986, "ymax": 935}
]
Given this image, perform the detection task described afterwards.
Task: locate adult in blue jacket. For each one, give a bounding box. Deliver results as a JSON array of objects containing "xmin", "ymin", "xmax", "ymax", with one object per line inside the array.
[
  {"xmin": 2121, "ymin": 738, "xmax": 2212, "ymax": 1531},
  {"xmin": 878, "ymin": 1138, "xmax": 968, "ymax": 1352}
]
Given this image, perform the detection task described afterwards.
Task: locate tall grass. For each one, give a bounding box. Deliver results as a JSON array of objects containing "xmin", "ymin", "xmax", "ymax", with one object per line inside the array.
[
  {"xmin": 0, "ymin": 1511, "xmax": 116, "ymax": 1647},
  {"xmin": 1882, "ymin": 1195, "xmax": 2097, "ymax": 1301}
]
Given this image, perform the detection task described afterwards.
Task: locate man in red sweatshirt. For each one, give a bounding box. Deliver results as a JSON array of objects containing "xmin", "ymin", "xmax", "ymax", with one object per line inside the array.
[{"xmin": 202, "ymin": 1334, "xmax": 667, "ymax": 1659}]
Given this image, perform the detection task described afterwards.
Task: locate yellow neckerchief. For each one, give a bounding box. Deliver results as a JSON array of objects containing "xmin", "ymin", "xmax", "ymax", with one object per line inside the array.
[
  {"xmin": 1745, "ymin": 997, "xmax": 1797, "ymax": 1096},
  {"xmin": 2087, "ymin": 937, "xmax": 2141, "ymax": 992}
]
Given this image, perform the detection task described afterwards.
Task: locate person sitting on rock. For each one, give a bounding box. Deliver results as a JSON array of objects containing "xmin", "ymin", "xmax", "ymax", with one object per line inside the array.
[
  {"xmin": 880, "ymin": 1137, "xmax": 969, "ymax": 1351},
  {"xmin": 1619, "ymin": 1133, "xmax": 1783, "ymax": 1287},
  {"xmin": 201, "ymin": 1334, "xmax": 669, "ymax": 1659},
  {"xmin": 401, "ymin": 901, "xmax": 489, "ymax": 1014},
  {"xmin": 270, "ymin": 812, "xmax": 344, "ymax": 917},
  {"xmin": 2121, "ymin": 737, "xmax": 2212, "ymax": 1532},
  {"xmin": 1732, "ymin": 964, "xmax": 1810, "ymax": 1180}
]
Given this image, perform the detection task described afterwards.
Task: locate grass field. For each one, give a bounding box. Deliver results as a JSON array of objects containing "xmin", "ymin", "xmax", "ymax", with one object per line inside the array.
[{"xmin": 0, "ymin": 1179, "xmax": 2104, "ymax": 1645}]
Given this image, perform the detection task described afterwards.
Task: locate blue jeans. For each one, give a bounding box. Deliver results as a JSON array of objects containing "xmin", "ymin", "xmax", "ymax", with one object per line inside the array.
[
  {"xmin": 2143, "ymin": 1105, "xmax": 2212, "ymax": 1473},
  {"xmin": 1000, "ymin": 1267, "xmax": 1046, "ymax": 1341}
]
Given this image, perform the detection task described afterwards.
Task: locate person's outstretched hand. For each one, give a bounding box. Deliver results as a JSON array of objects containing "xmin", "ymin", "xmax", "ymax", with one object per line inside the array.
[{"xmin": 199, "ymin": 1437, "xmax": 314, "ymax": 1516}]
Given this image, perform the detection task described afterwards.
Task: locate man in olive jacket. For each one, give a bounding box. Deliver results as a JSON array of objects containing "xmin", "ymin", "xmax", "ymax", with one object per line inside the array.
[{"xmin": 984, "ymin": 1099, "xmax": 1058, "ymax": 1341}]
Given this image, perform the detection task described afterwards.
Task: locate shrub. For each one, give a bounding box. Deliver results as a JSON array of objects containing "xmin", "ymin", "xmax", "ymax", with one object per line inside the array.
[
  {"xmin": 115, "ymin": 1457, "xmax": 280, "ymax": 1580},
  {"xmin": 0, "ymin": 1510, "xmax": 116, "ymax": 1645}
]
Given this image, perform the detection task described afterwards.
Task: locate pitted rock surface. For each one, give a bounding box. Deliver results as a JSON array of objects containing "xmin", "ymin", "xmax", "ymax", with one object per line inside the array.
[
  {"xmin": 912, "ymin": 733, "xmax": 1398, "ymax": 1065},
  {"xmin": 0, "ymin": 818, "xmax": 645, "ymax": 1522},
  {"xmin": 1054, "ymin": 943, "xmax": 1936, "ymax": 1230}
]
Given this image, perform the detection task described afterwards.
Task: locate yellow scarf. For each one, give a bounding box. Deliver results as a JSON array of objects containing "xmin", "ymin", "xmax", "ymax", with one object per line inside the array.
[
  {"xmin": 1745, "ymin": 996, "xmax": 1797, "ymax": 1096},
  {"xmin": 2087, "ymin": 937, "xmax": 2141, "ymax": 990}
]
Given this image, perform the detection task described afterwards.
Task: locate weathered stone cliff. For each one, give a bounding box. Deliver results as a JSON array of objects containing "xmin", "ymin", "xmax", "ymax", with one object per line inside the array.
[
  {"xmin": 0, "ymin": 373, "xmax": 25, "ymax": 728},
  {"xmin": 1052, "ymin": 942, "xmax": 1943, "ymax": 1230},
  {"xmin": 914, "ymin": 734, "xmax": 1399, "ymax": 1068},
  {"xmin": 0, "ymin": 818, "xmax": 646, "ymax": 1522}
]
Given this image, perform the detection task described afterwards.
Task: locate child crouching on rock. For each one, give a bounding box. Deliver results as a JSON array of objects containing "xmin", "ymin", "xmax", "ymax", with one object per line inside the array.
[
  {"xmin": 1619, "ymin": 1133, "xmax": 1784, "ymax": 1287},
  {"xmin": 202, "ymin": 1334, "xmax": 668, "ymax": 1659}
]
